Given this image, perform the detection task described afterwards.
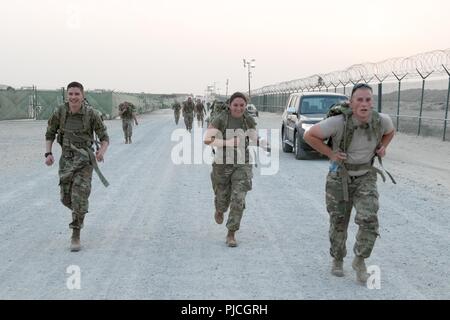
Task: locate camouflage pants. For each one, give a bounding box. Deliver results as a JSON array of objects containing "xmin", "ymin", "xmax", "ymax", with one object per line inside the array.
[
  {"xmin": 326, "ymin": 170, "xmax": 379, "ymax": 260},
  {"xmin": 59, "ymin": 150, "xmax": 93, "ymax": 229},
  {"xmin": 174, "ymin": 111, "xmax": 180, "ymax": 124},
  {"xmin": 184, "ymin": 113, "xmax": 193, "ymax": 130},
  {"xmin": 211, "ymin": 164, "xmax": 253, "ymax": 231},
  {"xmin": 196, "ymin": 113, "xmax": 204, "ymax": 127},
  {"xmin": 122, "ymin": 119, "xmax": 133, "ymax": 139}
]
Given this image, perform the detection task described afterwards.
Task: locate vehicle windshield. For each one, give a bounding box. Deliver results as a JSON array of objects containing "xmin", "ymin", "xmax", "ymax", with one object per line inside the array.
[{"xmin": 300, "ymin": 96, "xmax": 347, "ymax": 114}]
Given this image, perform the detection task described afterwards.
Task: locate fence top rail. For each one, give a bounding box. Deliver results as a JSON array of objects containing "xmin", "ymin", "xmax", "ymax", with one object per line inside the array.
[{"xmin": 252, "ymin": 48, "xmax": 450, "ymax": 95}]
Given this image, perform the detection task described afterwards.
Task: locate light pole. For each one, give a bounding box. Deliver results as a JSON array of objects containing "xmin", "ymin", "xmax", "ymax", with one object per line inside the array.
[
  {"xmin": 243, "ymin": 58, "xmax": 255, "ymax": 102},
  {"xmin": 206, "ymin": 85, "xmax": 214, "ymax": 103},
  {"xmin": 225, "ymin": 79, "xmax": 229, "ymax": 98}
]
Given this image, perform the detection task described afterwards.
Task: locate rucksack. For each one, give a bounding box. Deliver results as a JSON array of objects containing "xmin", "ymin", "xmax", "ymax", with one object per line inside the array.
[
  {"xmin": 325, "ymin": 102, "xmax": 382, "ymax": 153},
  {"xmin": 57, "ymin": 102, "xmax": 97, "ymax": 146},
  {"xmin": 325, "ymin": 102, "xmax": 396, "ymax": 195},
  {"xmin": 119, "ymin": 102, "xmax": 135, "ymax": 118}
]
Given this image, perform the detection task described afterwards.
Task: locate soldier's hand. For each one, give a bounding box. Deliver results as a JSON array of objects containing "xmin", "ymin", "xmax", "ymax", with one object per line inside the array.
[
  {"xmin": 330, "ymin": 151, "xmax": 347, "ymax": 162},
  {"xmin": 225, "ymin": 137, "xmax": 239, "ymax": 147},
  {"xmin": 45, "ymin": 154, "xmax": 54, "ymax": 166},
  {"xmin": 96, "ymin": 150, "xmax": 105, "ymax": 162},
  {"xmin": 376, "ymin": 144, "xmax": 386, "ymax": 157}
]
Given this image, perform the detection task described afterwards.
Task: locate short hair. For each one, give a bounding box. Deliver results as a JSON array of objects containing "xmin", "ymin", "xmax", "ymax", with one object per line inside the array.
[
  {"xmin": 67, "ymin": 81, "xmax": 84, "ymax": 93},
  {"xmin": 351, "ymin": 83, "xmax": 372, "ymax": 97},
  {"xmin": 229, "ymin": 92, "xmax": 248, "ymax": 104}
]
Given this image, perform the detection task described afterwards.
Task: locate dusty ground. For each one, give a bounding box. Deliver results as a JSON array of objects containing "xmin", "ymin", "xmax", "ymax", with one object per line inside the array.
[{"xmin": 0, "ymin": 109, "xmax": 449, "ymax": 299}]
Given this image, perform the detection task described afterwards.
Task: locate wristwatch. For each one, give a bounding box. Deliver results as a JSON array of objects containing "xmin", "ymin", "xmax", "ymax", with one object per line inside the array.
[{"xmin": 45, "ymin": 152, "xmax": 53, "ymax": 158}]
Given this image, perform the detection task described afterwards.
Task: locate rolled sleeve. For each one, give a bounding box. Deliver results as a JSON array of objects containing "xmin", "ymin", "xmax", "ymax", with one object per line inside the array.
[
  {"xmin": 92, "ymin": 111, "xmax": 109, "ymax": 143},
  {"xmin": 45, "ymin": 110, "xmax": 60, "ymax": 141}
]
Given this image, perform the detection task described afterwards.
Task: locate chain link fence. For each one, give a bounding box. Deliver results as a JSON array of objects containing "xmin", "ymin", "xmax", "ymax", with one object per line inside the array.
[
  {"xmin": 252, "ymin": 49, "xmax": 450, "ymax": 141},
  {"xmin": 0, "ymin": 88, "xmax": 186, "ymax": 121}
]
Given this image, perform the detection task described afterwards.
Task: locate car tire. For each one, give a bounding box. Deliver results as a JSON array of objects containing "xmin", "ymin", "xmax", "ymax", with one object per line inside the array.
[
  {"xmin": 282, "ymin": 128, "xmax": 293, "ymax": 153},
  {"xmin": 294, "ymin": 131, "xmax": 308, "ymax": 160}
]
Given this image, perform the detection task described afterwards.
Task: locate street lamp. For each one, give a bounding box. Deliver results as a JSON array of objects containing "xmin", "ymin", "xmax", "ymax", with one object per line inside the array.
[
  {"xmin": 206, "ymin": 84, "xmax": 215, "ymax": 103},
  {"xmin": 225, "ymin": 79, "xmax": 229, "ymax": 98},
  {"xmin": 243, "ymin": 58, "xmax": 255, "ymax": 102}
]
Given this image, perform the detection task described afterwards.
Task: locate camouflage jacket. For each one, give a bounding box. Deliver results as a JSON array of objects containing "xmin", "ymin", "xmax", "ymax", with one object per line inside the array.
[
  {"xmin": 182, "ymin": 101, "xmax": 195, "ymax": 114},
  {"xmin": 172, "ymin": 102, "xmax": 181, "ymax": 112},
  {"xmin": 210, "ymin": 110, "xmax": 257, "ymax": 164},
  {"xmin": 45, "ymin": 103, "xmax": 109, "ymax": 145},
  {"xmin": 119, "ymin": 102, "xmax": 136, "ymax": 120},
  {"xmin": 194, "ymin": 102, "xmax": 205, "ymax": 114}
]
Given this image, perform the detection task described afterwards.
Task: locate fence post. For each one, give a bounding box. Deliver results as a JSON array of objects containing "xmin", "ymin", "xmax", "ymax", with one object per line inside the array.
[
  {"xmin": 416, "ymin": 69, "xmax": 433, "ymax": 136},
  {"xmin": 374, "ymin": 75, "xmax": 388, "ymax": 113},
  {"xmin": 264, "ymin": 94, "xmax": 267, "ymax": 112},
  {"xmin": 443, "ymin": 65, "xmax": 450, "ymax": 141},
  {"xmin": 392, "ymin": 72, "xmax": 407, "ymax": 132},
  {"xmin": 339, "ymin": 81, "xmax": 348, "ymax": 95},
  {"xmin": 330, "ymin": 81, "xmax": 338, "ymax": 93},
  {"xmin": 34, "ymin": 86, "xmax": 39, "ymax": 119},
  {"xmin": 377, "ymin": 83, "xmax": 382, "ymax": 112}
]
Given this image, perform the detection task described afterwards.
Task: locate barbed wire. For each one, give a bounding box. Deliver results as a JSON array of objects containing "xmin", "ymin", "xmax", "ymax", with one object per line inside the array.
[{"xmin": 253, "ymin": 48, "xmax": 450, "ymax": 95}]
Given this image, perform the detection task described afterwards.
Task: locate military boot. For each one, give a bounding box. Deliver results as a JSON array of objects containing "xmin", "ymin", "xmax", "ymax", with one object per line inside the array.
[
  {"xmin": 226, "ymin": 230, "xmax": 237, "ymax": 247},
  {"xmin": 331, "ymin": 258, "xmax": 344, "ymax": 277},
  {"xmin": 352, "ymin": 256, "xmax": 370, "ymax": 284},
  {"xmin": 125, "ymin": 138, "xmax": 129, "ymax": 144},
  {"xmin": 70, "ymin": 229, "xmax": 81, "ymax": 252},
  {"xmin": 129, "ymin": 137, "xmax": 132, "ymax": 144},
  {"xmin": 214, "ymin": 211, "xmax": 224, "ymax": 224}
]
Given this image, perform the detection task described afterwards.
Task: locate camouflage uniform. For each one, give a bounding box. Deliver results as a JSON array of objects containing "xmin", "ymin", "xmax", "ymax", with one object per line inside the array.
[
  {"xmin": 182, "ymin": 99, "xmax": 195, "ymax": 131},
  {"xmin": 119, "ymin": 102, "xmax": 136, "ymax": 141},
  {"xmin": 194, "ymin": 101, "xmax": 206, "ymax": 126},
  {"xmin": 206, "ymin": 100, "xmax": 227, "ymax": 127},
  {"xmin": 172, "ymin": 101, "xmax": 181, "ymax": 125},
  {"xmin": 319, "ymin": 112, "xmax": 394, "ymax": 260},
  {"xmin": 326, "ymin": 170, "xmax": 379, "ymax": 259},
  {"xmin": 46, "ymin": 102, "xmax": 109, "ymax": 229},
  {"xmin": 210, "ymin": 110, "xmax": 256, "ymax": 231}
]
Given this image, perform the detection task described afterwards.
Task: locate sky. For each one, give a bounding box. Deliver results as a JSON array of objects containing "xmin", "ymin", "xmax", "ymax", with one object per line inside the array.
[{"xmin": 1, "ymin": 0, "xmax": 449, "ymax": 95}]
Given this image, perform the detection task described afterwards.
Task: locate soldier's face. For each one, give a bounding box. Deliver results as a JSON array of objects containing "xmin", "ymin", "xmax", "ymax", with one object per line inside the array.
[
  {"xmin": 229, "ymin": 97, "xmax": 246, "ymax": 118},
  {"xmin": 67, "ymin": 87, "xmax": 84, "ymax": 108},
  {"xmin": 350, "ymin": 88, "xmax": 373, "ymax": 122}
]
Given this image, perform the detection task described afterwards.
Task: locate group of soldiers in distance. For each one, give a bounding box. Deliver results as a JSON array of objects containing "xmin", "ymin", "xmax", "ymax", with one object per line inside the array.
[{"xmin": 172, "ymin": 97, "xmax": 217, "ymax": 131}]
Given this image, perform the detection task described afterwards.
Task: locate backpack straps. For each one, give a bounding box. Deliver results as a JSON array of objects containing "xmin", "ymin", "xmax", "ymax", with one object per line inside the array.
[
  {"xmin": 59, "ymin": 102, "xmax": 92, "ymax": 134},
  {"xmin": 339, "ymin": 110, "xmax": 354, "ymax": 153},
  {"xmin": 59, "ymin": 103, "xmax": 68, "ymax": 133},
  {"xmin": 58, "ymin": 103, "xmax": 108, "ymax": 187},
  {"xmin": 337, "ymin": 110, "xmax": 395, "ymax": 201},
  {"xmin": 83, "ymin": 106, "xmax": 93, "ymax": 133}
]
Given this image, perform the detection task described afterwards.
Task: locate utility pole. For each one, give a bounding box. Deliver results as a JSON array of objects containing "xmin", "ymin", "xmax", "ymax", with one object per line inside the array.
[
  {"xmin": 206, "ymin": 84, "xmax": 214, "ymax": 103},
  {"xmin": 225, "ymin": 79, "xmax": 229, "ymax": 98},
  {"xmin": 243, "ymin": 58, "xmax": 255, "ymax": 102}
]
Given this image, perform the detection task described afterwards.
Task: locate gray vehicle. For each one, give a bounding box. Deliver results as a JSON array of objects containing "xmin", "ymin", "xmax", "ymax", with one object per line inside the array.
[
  {"xmin": 246, "ymin": 103, "xmax": 259, "ymax": 117},
  {"xmin": 281, "ymin": 92, "xmax": 348, "ymax": 159}
]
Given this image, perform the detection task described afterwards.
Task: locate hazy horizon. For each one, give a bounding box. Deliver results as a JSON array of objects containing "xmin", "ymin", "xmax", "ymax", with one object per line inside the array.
[{"xmin": 1, "ymin": 0, "xmax": 450, "ymax": 95}]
